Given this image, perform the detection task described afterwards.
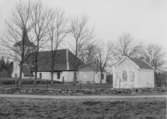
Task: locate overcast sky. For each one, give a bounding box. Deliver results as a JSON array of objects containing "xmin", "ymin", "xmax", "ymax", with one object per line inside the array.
[{"xmin": 0, "ymin": 0, "xmax": 167, "ymax": 52}]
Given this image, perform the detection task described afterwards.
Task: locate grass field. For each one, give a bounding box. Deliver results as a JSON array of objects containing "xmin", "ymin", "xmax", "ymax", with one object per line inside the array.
[{"xmin": 0, "ymin": 97, "xmax": 166, "ymax": 119}]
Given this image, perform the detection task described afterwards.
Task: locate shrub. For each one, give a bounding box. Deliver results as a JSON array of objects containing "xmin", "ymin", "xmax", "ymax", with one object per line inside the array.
[
  {"xmin": 0, "ymin": 79, "xmax": 16, "ymax": 85},
  {"xmin": 82, "ymin": 101, "xmax": 101, "ymax": 106},
  {"xmin": 0, "ymin": 78, "xmax": 63, "ymax": 85}
]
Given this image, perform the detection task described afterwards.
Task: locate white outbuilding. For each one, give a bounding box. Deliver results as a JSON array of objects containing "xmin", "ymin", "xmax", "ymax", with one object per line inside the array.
[
  {"xmin": 112, "ymin": 56, "xmax": 154, "ymax": 88},
  {"xmin": 78, "ymin": 62, "xmax": 106, "ymax": 84}
]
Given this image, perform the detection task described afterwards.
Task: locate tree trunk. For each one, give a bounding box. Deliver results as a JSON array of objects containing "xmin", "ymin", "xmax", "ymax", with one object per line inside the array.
[
  {"xmin": 50, "ymin": 50, "xmax": 54, "ymax": 85},
  {"xmin": 154, "ymin": 72, "xmax": 158, "ymax": 88},
  {"xmin": 73, "ymin": 40, "xmax": 78, "ymax": 85},
  {"xmin": 18, "ymin": 29, "xmax": 26, "ymax": 88},
  {"xmin": 73, "ymin": 71, "xmax": 77, "ymax": 85},
  {"xmin": 51, "ymin": 71, "xmax": 54, "ymax": 85},
  {"xmin": 34, "ymin": 51, "xmax": 38, "ymax": 85},
  {"xmin": 34, "ymin": 40, "xmax": 39, "ymax": 85},
  {"xmin": 50, "ymin": 38, "xmax": 54, "ymax": 86},
  {"xmin": 99, "ymin": 66, "xmax": 104, "ymax": 84},
  {"xmin": 18, "ymin": 62, "xmax": 23, "ymax": 88},
  {"xmin": 100, "ymin": 71, "xmax": 103, "ymax": 84}
]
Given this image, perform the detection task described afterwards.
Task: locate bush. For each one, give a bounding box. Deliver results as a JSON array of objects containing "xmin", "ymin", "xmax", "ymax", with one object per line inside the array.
[
  {"xmin": 82, "ymin": 101, "xmax": 101, "ymax": 106},
  {"xmin": 106, "ymin": 74, "xmax": 113, "ymax": 85},
  {"xmin": 0, "ymin": 79, "xmax": 16, "ymax": 85},
  {"xmin": 0, "ymin": 79, "xmax": 63, "ymax": 85},
  {"xmin": 156, "ymin": 73, "xmax": 167, "ymax": 87},
  {"xmin": 0, "ymin": 70, "xmax": 10, "ymax": 78}
]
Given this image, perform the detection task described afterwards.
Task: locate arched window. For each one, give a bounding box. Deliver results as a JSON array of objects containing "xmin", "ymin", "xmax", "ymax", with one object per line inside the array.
[{"xmin": 122, "ymin": 71, "xmax": 127, "ymax": 81}]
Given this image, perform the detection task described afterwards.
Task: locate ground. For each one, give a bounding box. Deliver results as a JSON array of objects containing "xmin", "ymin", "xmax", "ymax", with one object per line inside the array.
[
  {"xmin": 0, "ymin": 97, "xmax": 166, "ymax": 119},
  {"xmin": 0, "ymin": 83, "xmax": 167, "ymax": 95}
]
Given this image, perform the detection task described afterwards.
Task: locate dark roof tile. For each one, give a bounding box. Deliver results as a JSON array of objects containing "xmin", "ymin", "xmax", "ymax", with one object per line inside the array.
[{"xmin": 27, "ymin": 49, "xmax": 84, "ymax": 72}]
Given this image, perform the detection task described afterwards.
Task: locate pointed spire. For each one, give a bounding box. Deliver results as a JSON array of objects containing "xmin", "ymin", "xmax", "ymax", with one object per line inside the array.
[{"xmin": 14, "ymin": 28, "xmax": 35, "ymax": 47}]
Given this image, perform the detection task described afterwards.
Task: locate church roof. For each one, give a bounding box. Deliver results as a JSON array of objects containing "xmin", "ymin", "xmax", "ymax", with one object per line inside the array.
[
  {"xmin": 26, "ymin": 49, "xmax": 84, "ymax": 72},
  {"xmin": 14, "ymin": 29, "xmax": 35, "ymax": 47}
]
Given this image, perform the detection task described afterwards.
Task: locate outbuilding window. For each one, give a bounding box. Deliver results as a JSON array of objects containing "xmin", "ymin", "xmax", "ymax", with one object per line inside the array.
[
  {"xmin": 39, "ymin": 73, "xmax": 42, "ymax": 79},
  {"xmin": 129, "ymin": 71, "xmax": 135, "ymax": 81},
  {"xmin": 57, "ymin": 72, "xmax": 61, "ymax": 79},
  {"xmin": 122, "ymin": 71, "xmax": 127, "ymax": 81}
]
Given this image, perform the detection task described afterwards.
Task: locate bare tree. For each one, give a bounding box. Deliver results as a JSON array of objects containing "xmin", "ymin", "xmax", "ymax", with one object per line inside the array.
[
  {"xmin": 69, "ymin": 17, "xmax": 94, "ymax": 59},
  {"xmin": 69, "ymin": 17, "xmax": 94, "ymax": 84},
  {"xmin": 83, "ymin": 44, "xmax": 98, "ymax": 63},
  {"xmin": 31, "ymin": 2, "xmax": 51, "ymax": 83},
  {"xmin": 95, "ymin": 45, "xmax": 112, "ymax": 83},
  {"xmin": 142, "ymin": 44, "xmax": 166, "ymax": 87},
  {"xmin": 143, "ymin": 44, "xmax": 166, "ymax": 72},
  {"xmin": 111, "ymin": 34, "xmax": 143, "ymax": 60},
  {"xmin": 48, "ymin": 9, "xmax": 67, "ymax": 85},
  {"xmin": 1, "ymin": 1, "xmax": 34, "ymax": 87}
]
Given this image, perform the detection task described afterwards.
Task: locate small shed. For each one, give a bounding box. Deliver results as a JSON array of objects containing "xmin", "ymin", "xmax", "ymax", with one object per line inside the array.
[
  {"xmin": 112, "ymin": 56, "xmax": 154, "ymax": 88},
  {"xmin": 78, "ymin": 62, "xmax": 106, "ymax": 84}
]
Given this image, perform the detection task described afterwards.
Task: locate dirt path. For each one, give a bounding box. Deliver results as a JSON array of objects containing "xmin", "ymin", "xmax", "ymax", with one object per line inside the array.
[{"xmin": 0, "ymin": 94, "xmax": 166, "ymax": 100}]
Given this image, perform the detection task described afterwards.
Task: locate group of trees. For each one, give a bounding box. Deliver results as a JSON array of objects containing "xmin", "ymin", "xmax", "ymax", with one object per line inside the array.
[
  {"xmin": 0, "ymin": 1, "xmax": 95, "ymax": 87},
  {"xmin": 0, "ymin": 1, "xmax": 166, "ymax": 87},
  {"xmin": 109, "ymin": 34, "xmax": 166, "ymax": 72}
]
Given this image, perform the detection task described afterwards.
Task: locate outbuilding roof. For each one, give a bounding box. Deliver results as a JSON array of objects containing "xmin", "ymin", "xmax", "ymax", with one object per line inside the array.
[
  {"xmin": 115, "ymin": 56, "xmax": 153, "ymax": 70},
  {"xmin": 79, "ymin": 62, "xmax": 100, "ymax": 71},
  {"xmin": 130, "ymin": 58, "xmax": 153, "ymax": 70}
]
